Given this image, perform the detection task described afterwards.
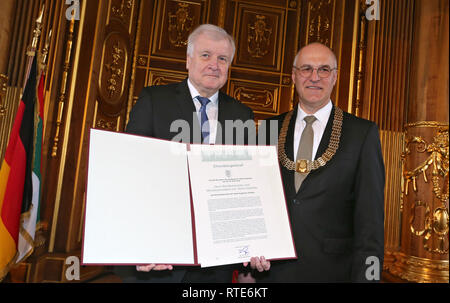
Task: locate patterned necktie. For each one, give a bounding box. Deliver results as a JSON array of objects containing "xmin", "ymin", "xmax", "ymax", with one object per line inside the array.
[
  {"xmin": 295, "ymin": 115, "xmax": 317, "ymax": 192},
  {"xmin": 197, "ymin": 96, "xmax": 211, "ymax": 144}
]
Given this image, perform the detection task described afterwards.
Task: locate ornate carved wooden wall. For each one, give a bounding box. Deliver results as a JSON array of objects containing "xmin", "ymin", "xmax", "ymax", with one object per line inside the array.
[
  {"xmin": 128, "ymin": 0, "xmax": 360, "ymax": 124},
  {"xmin": 1, "ymin": 0, "xmax": 447, "ymax": 282}
]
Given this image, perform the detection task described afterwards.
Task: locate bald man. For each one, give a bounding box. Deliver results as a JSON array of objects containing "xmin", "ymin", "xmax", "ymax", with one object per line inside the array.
[{"xmin": 256, "ymin": 43, "xmax": 385, "ymax": 282}]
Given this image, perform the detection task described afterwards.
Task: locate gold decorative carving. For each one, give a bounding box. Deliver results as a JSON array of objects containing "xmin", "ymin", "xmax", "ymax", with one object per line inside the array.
[
  {"xmin": 410, "ymin": 200, "xmax": 431, "ymax": 237},
  {"xmin": 307, "ymin": 0, "xmax": 332, "ymax": 45},
  {"xmin": 150, "ymin": 72, "xmax": 187, "ymax": 86},
  {"xmin": 390, "ymin": 252, "xmax": 449, "ymax": 283},
  {"xmin": 289, "ymin": 1, "xmax": 298, "ymax": 8},
  {"xmin": 168, "ymin": 2, "xmax": 193, "ymax": 47},
  {"xmin": 402, "ymin": 126, "xmax": 449, "ymax": 202},
  {"xmin": 401, "ymin": 124, "xmax": 449, "ymax": 255},
  {"xmin": 52, "ymin": 18, "xmax": 76, "ymax": 158},
  {"xmin": 405, "ymin": 121, "xmax": 449, "ymax": 128},
  {"xmin": 408, "ymin": 200, "xmax": 448, "ymax": 254},
  {"xmin": 234, "ymin": 87, "xmax": 273, "ymax": 108},
  {"xmin": 247, "ymin": 15, "xmax": 273, "ymax": 58},
  {"xmin": 0, "ymin": 74, "xmax": 7, "ymax": 115},
  {"xmin": 282, "ymin": 76, "xmax": 291, "ymax": 85},
  {"xmin": 112, "ymin": 0, "xmax": 133, "ymax": 19},
  {"xmin": 105, "ymin": 41, "xmax": 125, "ymax": 98},
  {"xmin": 137, "ymin": 55, "xmax": 147, "ymax": 66},
  {"xmin": 96, "ymin": 119, "xmax": 117, "ymax": 131}
]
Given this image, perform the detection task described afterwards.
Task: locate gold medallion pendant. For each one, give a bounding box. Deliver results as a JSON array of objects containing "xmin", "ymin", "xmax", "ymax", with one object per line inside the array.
[{"xmin": 295, "ymin": 159, "xmax": 310, "ymax": 173}]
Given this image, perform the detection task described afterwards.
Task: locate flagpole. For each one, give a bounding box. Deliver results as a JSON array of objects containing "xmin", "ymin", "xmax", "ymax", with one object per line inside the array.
[
  {"xmin": 14, "ymin": 6, "xmax": 49, "ymax": 267},
  {"xmin": 41, "ymin": 29, "xmax": 52, "ymax": 67},
  {"xmin": 22, "ymin": 6, "xmax": 44, "ymax": 91}
]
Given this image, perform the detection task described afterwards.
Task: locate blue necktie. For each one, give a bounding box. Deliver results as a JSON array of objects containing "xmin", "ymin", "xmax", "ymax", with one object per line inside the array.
[{"xmin": 197, "ymin": 96, "xmax": 211, "ymax": 144}]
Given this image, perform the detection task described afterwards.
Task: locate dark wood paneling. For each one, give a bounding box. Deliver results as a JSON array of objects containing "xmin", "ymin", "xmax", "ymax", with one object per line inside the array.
[{"xmin": 152, "ymin": 0, "xmax": 210, "ymax": 59}]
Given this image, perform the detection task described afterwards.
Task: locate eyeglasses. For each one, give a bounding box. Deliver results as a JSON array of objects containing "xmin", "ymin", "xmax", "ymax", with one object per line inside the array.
[{"xmin": 293, "ymin": 65, "xmax": 337, "ymax": 78}]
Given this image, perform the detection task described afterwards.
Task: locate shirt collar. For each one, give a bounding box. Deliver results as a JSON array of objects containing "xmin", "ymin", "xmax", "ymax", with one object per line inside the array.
[
  {"xmin": 187, "ymin": 78, "xmax": 219, "ymax": 105},
  {"xmin": 297, "ymin": 100, "xmax": 332, "ymax": 125}
]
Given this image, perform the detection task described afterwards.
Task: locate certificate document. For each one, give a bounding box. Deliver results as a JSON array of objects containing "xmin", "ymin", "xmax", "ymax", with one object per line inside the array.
[
  {"xmin": 82, "ymin": 129, "xmax": 296, "ymax": 266},
  {"xmin": 83, "ymin": 129, "xmax": 195, "ymax": 265},
  {"xmin": 188, "ymin": 144, "xmax": 296, "ymax": 267}
]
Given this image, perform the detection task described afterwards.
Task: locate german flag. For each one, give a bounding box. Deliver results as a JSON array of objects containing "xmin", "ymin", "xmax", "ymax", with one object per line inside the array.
[{"xmin": 0, "ymin": 57, "xmax": 37, "ymax": 280}]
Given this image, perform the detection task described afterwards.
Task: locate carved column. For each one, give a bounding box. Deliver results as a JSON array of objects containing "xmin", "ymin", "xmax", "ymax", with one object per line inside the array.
[{"xmin": 390, "ymin": 0, "xmax": 449, "ymax": 283}]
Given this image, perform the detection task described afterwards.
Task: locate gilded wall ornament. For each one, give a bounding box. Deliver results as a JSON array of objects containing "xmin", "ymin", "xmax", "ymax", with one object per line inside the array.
[
  {"xmin": 308, "ymin": 0, "xmax": 332, "ymax": 45},
  {"xmin": 403, "ymin": 125, "xmax": 449, "ymax": 254},
  {"xmin": 112, "ymin": 0, "xmax": 133, "ymax": 19},
  {"xmin": 402, "ymin": 127, "xmax": 449, "ymax": 203},
  {"xmin": 234, "ymin": 86, "xmax": 273, "ymax": 107},
  {"xmin": 247, "ymin": 15, "xmax": 272, "ymax": 58},
  {"xmin": 168, "ymin": 3, "xmax": 193, "ymax": 47},
  {"xmin": 105, "ymin": 41, "xmax": 125, "ymax": 99},
  {"xmin": 96, "ymin": 119, "xmax": 117, "ymax": 131},
  {"xmin": 409, "ymin": 200, "xmax": 449, "ymax": 254}
]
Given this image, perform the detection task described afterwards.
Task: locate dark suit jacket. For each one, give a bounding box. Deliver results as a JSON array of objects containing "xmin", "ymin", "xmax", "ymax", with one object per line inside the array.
[
  {"xmin": 115, "ymin": 79, "xmax": 254, "ymax": 283},
  {"xmin": 256, "ymin": 105, "xmax": 385, "ymax": 282},
  {"xmin": 125, "ymin": 79, "xmax": 255, "ymax": 144}
]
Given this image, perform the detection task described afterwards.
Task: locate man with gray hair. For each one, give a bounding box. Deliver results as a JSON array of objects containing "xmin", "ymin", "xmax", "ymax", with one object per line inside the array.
[
  {"xmin": 125, "ymin": 23, "xmax": 254, "ymax": 146},
  {"xmin": 115, "ymin": 24, "xmax": 258, "ymax": 283}
]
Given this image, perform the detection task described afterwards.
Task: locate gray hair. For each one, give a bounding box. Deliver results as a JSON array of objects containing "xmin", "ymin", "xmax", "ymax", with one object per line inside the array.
[{"xmin": 187, "ymin": 24, "xmax": 236, "ymax": 63}]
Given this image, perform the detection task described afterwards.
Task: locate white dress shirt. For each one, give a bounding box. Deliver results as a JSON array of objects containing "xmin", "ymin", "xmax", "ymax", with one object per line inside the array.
[
  {"xmin": 293, "ymin": 101, "xmax": 332, "ymax": 160},
  {"xmin": 187, "ymin": 79, "xmax": 219, "ymax": 144}
]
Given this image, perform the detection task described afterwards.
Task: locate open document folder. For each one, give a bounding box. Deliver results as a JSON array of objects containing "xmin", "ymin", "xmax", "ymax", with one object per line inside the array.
[{"xmin": 82, "ymin": 129, "xmax": 296, "ymax": 267}]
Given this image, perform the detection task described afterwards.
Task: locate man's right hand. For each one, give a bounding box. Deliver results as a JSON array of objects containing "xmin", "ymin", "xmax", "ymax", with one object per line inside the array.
[{"xmin": 136, "ymin": 264, "xmax": 173, "ymax": 271}]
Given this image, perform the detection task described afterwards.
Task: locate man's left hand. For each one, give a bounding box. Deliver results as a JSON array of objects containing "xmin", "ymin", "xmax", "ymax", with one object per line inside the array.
[{"xmin": 243, "ymin": 256, "xmax": 271, "ymax": 272}]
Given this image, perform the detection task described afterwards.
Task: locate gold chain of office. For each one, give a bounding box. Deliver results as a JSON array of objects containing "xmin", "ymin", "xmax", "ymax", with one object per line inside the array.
[{"xmin": 278, "ymin": 107, "xmax": 343, "ymax": 173}]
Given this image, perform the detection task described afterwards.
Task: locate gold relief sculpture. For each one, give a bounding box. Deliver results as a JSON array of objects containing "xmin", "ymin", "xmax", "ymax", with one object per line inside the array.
[
  {"xmin": 282, "ymin": 76, "xmax": 291, "ymax": 85},
  {"xmin": 152, "ymin": 76, "xmax": 176, "ymax": 86},
  {"xmin": 137, "ymin": 55, "xmax": 147, "ymax": 67},
  {"xmin": 410, "ymin": 200, "xmax": 431, "ymax": 237},
  {"xmin": 289, "ymin": 1, "xmax": 298, "ymax": 8},
  {"xmin": 105, "ymin": 41, "xmax": 125, "ymax": 99},
  {"xmin": 96, "ymin": 119, "xmax": 117, "ymax": 131},
  {"xmin": 307, "ymin": 0, "xmax": 332, "ymax": 45},
  {"xmin": 247, "ymin": 15, "xmax": 273, "ymax": 58},
  {"xmin": 112, "ymin": 0, "xmax": 133, "ymax": 19},
  {"xmin": 308, "ymin": 16, "xmax": 330, "ymax": 45},
  {"xmin": 402, "ymin": 126, "xmax": 449, "ymax": 202},
  {"xmin": 401, "ymin": 124, "xmax": 449, "ymax": 255},
  {"xmin": 150, "ymin": 71, "xmax": 186, "ymax": 86},
  {"xmin": 391, "ymin": 253, "xmax": 449, "ymax": 283},
  {"xmin": 168, "ymin": 2, "xmax": 193, "ymax": 47},
  {"xmin": 234, "ymin": 86, "xmax": 274, "ymax": 108},
  {"xmin": 409, "ymin": 200, "xmax": 448, "ymax": 254}
]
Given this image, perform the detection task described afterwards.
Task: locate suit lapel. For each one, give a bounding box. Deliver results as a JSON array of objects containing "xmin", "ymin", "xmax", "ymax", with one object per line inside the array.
[
  {"xmin": 216, "ymin": 91, "xmax": 232, "ymax": 144},
  {"xmin": 283, "ymin": 106, "xmax": 298, "ymax": 199},
  {"xmin": 175, "ymin": 79, "xmax": 202, "ymax": 144},
  {"xmin": 314, "ymin": 105, "xmax": 335, "ymax": 160}
]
